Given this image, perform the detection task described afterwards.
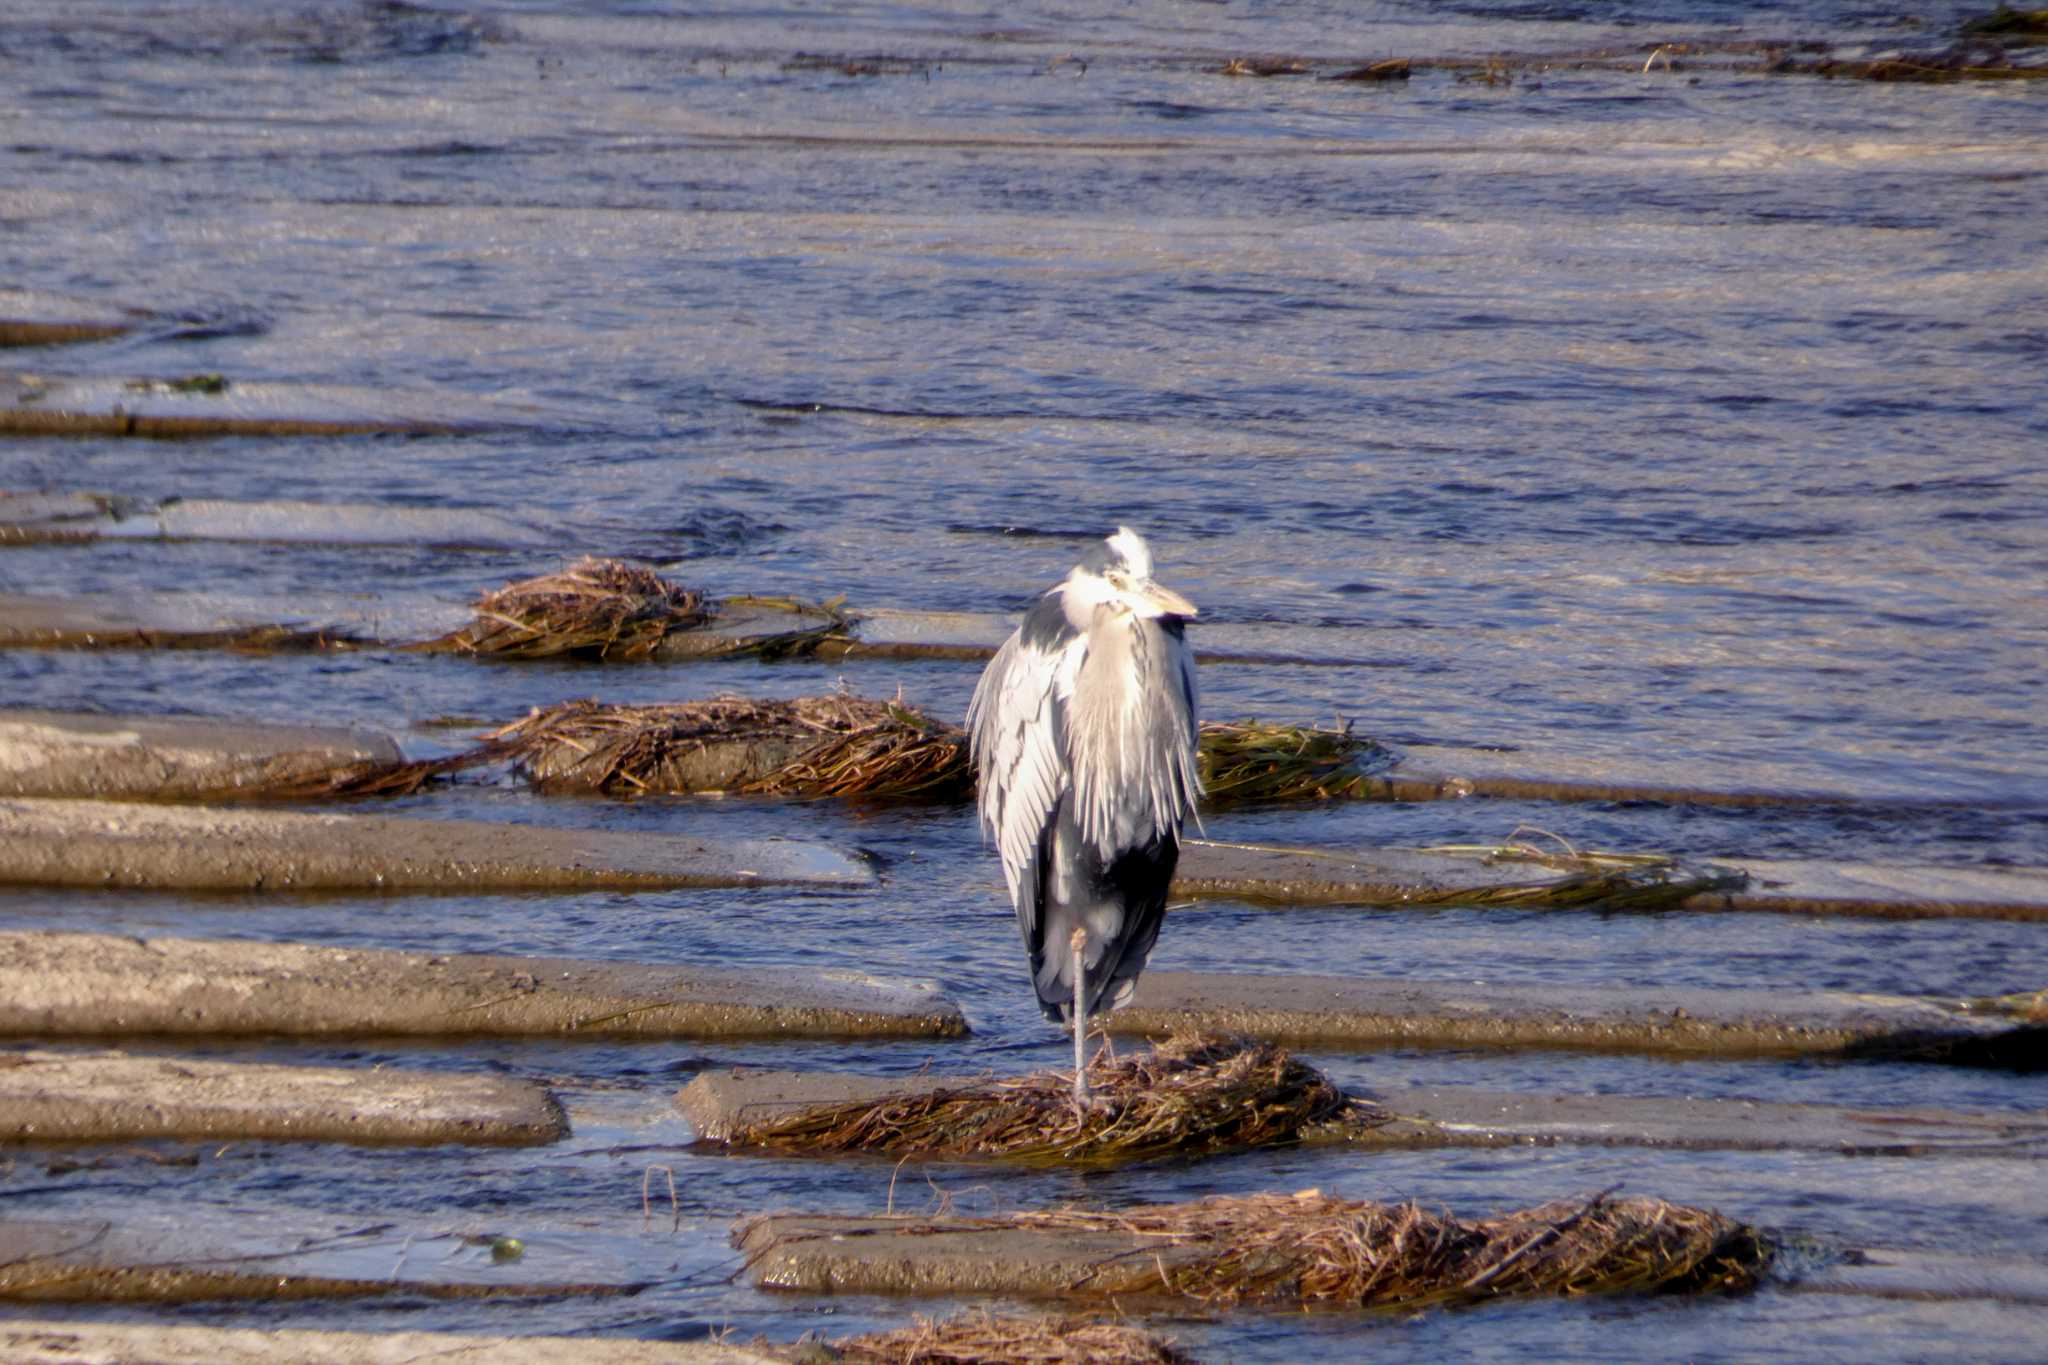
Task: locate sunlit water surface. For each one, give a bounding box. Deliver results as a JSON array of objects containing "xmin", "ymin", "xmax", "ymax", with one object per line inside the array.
[{"xmin": 2, "ymin": 1, "xmax": 2044, "ymax": 1359}]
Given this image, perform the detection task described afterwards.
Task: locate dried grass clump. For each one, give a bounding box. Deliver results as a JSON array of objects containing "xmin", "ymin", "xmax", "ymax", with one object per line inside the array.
[
  {"xmin": 1013, "ymin": 1187, "xmax": 1771, "ymax": 1310},
  {"xmin": 817, "ymin": 1309, "xmax": 1194, "ymax": 1365},
  {"xmin": 1197, "ymin": 720, "xmax": 1391, "ymax": 804},
  {"xmin": 489, "ymin": 694, "xmax": 971, "ymax": 799},
  {"xmin": 417, "ymin": 557, "xmax": 711, "ymax": 660},
  {"xmin": 728, "ymin": 1034, "xmax": 1379, "ymax": 1166}
]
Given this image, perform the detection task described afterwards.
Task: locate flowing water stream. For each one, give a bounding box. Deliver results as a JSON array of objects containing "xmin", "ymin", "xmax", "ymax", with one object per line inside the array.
[{"xmin": 2, "ymin": 1, "xmax": 2045, "ymax": 1358}]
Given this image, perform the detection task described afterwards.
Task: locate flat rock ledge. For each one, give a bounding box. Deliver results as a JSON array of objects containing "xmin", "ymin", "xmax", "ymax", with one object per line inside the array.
[
  {"xmin": 0, "ymin": 1322, "xmax": 782, "ymax": 1365},
  {"xmin": 0, "ymin": 931, "xmax": 967, "ymax": 1041},
  {"xmin": 0, "ymin": 1220, "xmax": 635, "ymax": 1306},
  {"xmin": 1109, "ymin": 973, "xmax": 2039, "ymax": 1067},
  {"xmin": 679, "ymin": 1067, "xmax": 2048, "ymax": 1158},
  {"xmin": 0, "ymin": 708, "xmax": 401, "ymax": 800},
  {"xmin": 0, "ymin": 797, "xmax": 873, "ymax": 892},
  {"xmin": 0, "ymin": 1049, "xmax": 567, "ymax": 1146}
]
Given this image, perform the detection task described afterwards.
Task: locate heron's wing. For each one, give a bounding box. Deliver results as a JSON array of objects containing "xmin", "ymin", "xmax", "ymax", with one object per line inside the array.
[{"xmin": 966, "ymin": 592, "xmax": 1078, "ymax": 939}]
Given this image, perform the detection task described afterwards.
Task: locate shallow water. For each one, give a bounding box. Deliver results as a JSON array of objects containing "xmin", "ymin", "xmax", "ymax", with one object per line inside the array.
[{"xmin": 2, "ymin": 0, "xmax": 2046, "ymax": 1359}]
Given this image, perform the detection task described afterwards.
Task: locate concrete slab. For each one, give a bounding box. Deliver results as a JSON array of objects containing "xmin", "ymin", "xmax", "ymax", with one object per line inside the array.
[
  {"xmin": 0, "ymin": 1049, "xmax": 567, "ymax": 1146},
  {"xmin": 1357, "ymin": 1084, "xmax": 2048, "ymax": 1157},
  {"xmin": 0, "ymin": 372, "xmax": 542, "ymax": 437},
  {"xmin": 1684, "ymin": 858, "xmax": 2048, "ymax": 923},
  {"xmin": 1174, "ymin": 839, "xmax": 1735, "ymax": 909},
  {"xmin": 0, "ymin": 291, "xmax": 143, "ymax": 348},
  {"xmin": 0, "ymin": 491, "xmax": 556, "ymax": 550},
  {"xmin": 678, "ymin": 1067, "xmax": 2048, "ymax": 1158},
  {"xmin": 678, "ymin": 1068, "xmax": 926, "ymax": 1141},
  {"xmin": 1175, "ymin": 841, "xmax": 2048, "ymax": 923},
  {"xmin": 0, "ymin": 709, "xmax": 402, "ymax": 800},
  {"xmin": 0, "ymin": 1321, "xmax": 783, "ymax": 1365},
  {"xmin": 0, "ymin": 797, "xmax": 874, "ymax": 892},
  {"xmin": 0, "ymin": 590, "xmax": 465, "ymax": 652},
  {"xmin": 739, "ymin": 1213, "xmax": 1205, "ymax": 1298},
  {"xmin": 1787, "ymin": 1249, "xmax": 2048, "ymax": 1306},
  {"xmin": 0, "ymin": 1219, "xmax": 637, "ymax": 1304},
  {"xmin": 742, "ymin": 1216, "xmax": 2047, "ymax": 1308},
  {"xmin": 1107, "ymin": 972, "xmax": 2038, "ymax": 1065},
  {"xmin": 0, "ymin": 931, "xmax": 967, "ymax": 1041}
]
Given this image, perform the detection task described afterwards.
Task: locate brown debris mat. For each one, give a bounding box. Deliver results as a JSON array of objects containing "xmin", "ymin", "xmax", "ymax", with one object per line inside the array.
[
  {"xmin": 806, "ymin": 1309, "xmax": 1195, "ymax": 1365},
  {"xmin": 1011, "ymin": 1187, "xmax": 1769, "ymax": 1310},
  {"xmin": 491, "ymin": 694, "xmax": 972, "ymax": 799},
  {"xmin": 481, "ymin": 698, "xmax": 1385, "ymax": 804},
  {"xmin": 723, "ymin": 1034, "xmax": 1379, "ymax": 1166},
  {"xmin": 411, "ymin": 557, "xmax": 712, "ymax": 660}
]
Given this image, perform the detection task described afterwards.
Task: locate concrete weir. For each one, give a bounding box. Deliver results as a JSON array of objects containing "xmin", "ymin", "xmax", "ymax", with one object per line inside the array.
[
  {"xmin": 0, "ymin": 931, "xmax": 967, "ymax": 1041},
  {"xmin": 0, "ymin": 491, "xmax": 557, "ymax": 550},
  {"xmin": 0, "ymin": 709, "xmax": 401, "ymax": 800},
  {"xmin": 678, "ymin": 1067, "xmax": 2048, "ymax": 1158},
  {"xmin": 0, "ymin": 1049, "xmax": 567, "ymax": 1146},
  {"xmin": 0, "ymin": 372, "xmax": 540, "ymax": 437},
  {"xmin": 0, "ymin": 1220, "xmax": 637, "ymax": 1305},
  {"xmin": 1108, "ymin": 972, "xmax": 2038, "ymax": 1066},
  {"xmin": 0, "ymin": 797, "xmax": 873, "ymax": 893},
  {"xmin": 0, "ymin": 1322, "xmax": 783, "ymax": 1365}
]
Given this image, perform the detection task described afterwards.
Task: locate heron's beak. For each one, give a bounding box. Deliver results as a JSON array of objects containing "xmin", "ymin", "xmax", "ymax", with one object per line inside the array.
[{"xmin": 1138, "ymin": 580, "xmax": 1197, "ymax": 619}]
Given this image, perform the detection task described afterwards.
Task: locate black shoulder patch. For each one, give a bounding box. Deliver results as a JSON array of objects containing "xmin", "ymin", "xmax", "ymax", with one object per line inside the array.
[{"xmin": 1017, "ymin": 588, "xmax": 1076, "ymax": 653}]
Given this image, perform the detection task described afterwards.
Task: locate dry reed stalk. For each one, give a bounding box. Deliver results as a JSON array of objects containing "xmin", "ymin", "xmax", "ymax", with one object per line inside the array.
[
  {"xmin": 727, "ymin": 1034, "xmax": 1378, "ymax": 1166},
  {"xmin": 415, "ymin": 557, "xmax": 711, "ymax": 660},
  {"xmin": 1411, "ymin": 830, "xmax": 1740, "ymax": 909},
  {"xmin": 1007, "ymin": 1187, "xmax": 1771, "ymax": 1309},
  {"xmin": 818, "ymin": 1308, "xmax": 1196, "ymax": 1365}
]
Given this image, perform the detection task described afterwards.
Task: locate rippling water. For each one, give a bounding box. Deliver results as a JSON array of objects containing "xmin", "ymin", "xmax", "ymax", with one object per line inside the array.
[{"xmin": 2, "ymin": 1, "xmax": 2045, "ymax": 1359}]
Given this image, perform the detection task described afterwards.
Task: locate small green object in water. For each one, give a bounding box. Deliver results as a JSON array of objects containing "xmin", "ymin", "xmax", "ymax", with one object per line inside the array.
[
  {"xmin": 490, "ymin": 1235, "xmax": 525, "ymax": 1263},
  {"xmin": 170, "ymin": 373, "xmax": 229, "ymax": 394}
]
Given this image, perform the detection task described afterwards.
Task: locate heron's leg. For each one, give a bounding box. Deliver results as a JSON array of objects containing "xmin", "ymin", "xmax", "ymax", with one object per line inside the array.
[{"xmin": 1069, "ymin": 926, "xmax": 1089, "ymax": 1109}]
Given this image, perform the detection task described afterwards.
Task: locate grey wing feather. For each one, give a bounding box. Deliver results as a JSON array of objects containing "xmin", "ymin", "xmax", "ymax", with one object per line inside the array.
[{"xmin": 965, "ymin": 617, "xmax": 1077, "ymax": 939}]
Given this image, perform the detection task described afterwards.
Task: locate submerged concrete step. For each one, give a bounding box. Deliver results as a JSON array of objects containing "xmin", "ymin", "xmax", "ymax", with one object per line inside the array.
[
  {"xmin": 0, "ymin": 709, "xmax": 402, "ymax": 800},
  {"xmin": 0, "ymin": 491, "xmax": 557, "ymax": 550},
  {"xmin": 0, "ymin": 372, "xmax": 548, "ymax": 437},
  {"xmin": 0, "ymin": 1049, "xmax": 567, "ymax": 1146},
  {"xmin": 677, "ymin": 1066, "xmax": 2048, "ymax": 1158},
  {"xmin": 0, "ymin": 1322, "xmax": 782, "ymax": 1365},
  {"xmin": 1108, "ymin": 972, "xmax": 2039, "ymax": 1066},
  {"xmin": 0, "ymin": 931, "xmax": 967, "ymax": 1041},
  {"xmin": 0, "ymin": 797, "xmax": 873, "ymax": 893},
  {"xmin": 0, "ymin": 1218, "xmax": 640, "ymax": 1305},
  {"xmin": 1175, "ymin": 841, "xmax": 2048, "ymax": 922}
]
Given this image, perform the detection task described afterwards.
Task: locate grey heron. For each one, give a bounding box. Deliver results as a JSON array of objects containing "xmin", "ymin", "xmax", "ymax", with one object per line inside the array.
[{"xmin": 967, "ymin": 526, "xmax": 1201, "ymax": 1105}]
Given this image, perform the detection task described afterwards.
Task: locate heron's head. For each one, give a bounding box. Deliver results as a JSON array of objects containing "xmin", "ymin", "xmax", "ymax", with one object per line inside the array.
[{"xmin": 1071, "ymin": 526, "xmax": 1197, "ymax": 620}]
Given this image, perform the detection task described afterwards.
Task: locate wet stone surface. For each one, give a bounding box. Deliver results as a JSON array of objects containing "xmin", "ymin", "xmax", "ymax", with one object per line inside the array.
[
  {"xmin": 1111, "ymin": 972, "xmax": 2036, "ymax": 1064},
  {"xmin": 0, "ymin": 931, "xmax": 966, "ymax": 1041},
  {"xmin": 0, "ymin": 1049, "xmax": 568, "ymax": 1146},
  {"xmin": 0, "ymin": 798, "xmax": 875, "ymax": 893},
  {"xmin": 0, "ymin": 709, "xmax": 402, "ymax": 800}
]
